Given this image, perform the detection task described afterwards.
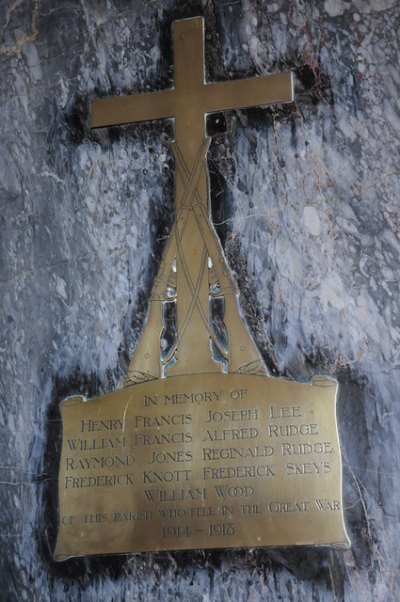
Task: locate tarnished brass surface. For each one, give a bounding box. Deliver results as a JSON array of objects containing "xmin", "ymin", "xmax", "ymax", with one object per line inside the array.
[
  {"xmin": 54, "ymin": 17, "xmax": 350, "ymax": 558},
  {"xmin": 54, "ymin": 374, "xmax": 349, "ymax": 560},
  {"xmin": 92, "ymin": 16, "xmax": 293, "ymax": 381}
]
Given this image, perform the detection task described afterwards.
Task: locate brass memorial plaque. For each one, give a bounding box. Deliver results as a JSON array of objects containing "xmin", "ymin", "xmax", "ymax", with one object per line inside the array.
[{"xmin": 54, "ymin": 17, "xmax": 350, "ymax": 560}]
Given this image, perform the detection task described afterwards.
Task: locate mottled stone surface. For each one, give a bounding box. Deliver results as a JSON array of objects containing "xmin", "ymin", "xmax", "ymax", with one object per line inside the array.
[{"xmin": 1, "ymin": 0, "xmax": 399, "ymax": 600}]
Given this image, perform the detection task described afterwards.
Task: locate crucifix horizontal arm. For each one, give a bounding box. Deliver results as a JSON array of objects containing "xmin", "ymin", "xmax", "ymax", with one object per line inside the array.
[{"xmin": 91, "ymin": 71, "xmax": 293, "ymax": 129}]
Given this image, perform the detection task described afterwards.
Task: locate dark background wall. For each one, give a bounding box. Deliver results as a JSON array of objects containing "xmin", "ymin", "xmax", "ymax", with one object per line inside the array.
[{"xmin": 1, "ymin": 0, "xmax": 399, "ymax": 600}]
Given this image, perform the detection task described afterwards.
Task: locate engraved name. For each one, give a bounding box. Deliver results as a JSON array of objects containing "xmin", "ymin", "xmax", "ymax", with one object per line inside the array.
[
  {"xmin": 282, "ymin": 442, "xmax": 334, "ymax": 455},
  {"xmin": 65, "ymin": 474, "xmax": 134, "ymax": 489},
  {"xmin": 143, "ymin": 488, "xmax": 206, "ymax": 502},
  {"xmin": 202, "ymin": 446, "xmax": 274, "ymax": 460},
  {"xmin": 205, "ymin": 409, "xmax": 258, "ymax": 422},
  {"xmin": 81, "ymin": 419, "xmax": 123, "ymax": 432},
  {"xmin": 134, "ymin": 413, "xmax": 192, "ymax": 428},
  {"xmin": 133, "ymin": 432, "xmax": 192, "ymax": 446},
  {"xmin": 285, "ymin": 461, "xmax": 331, "ymax": 475},
  {"xmin": 65, "ymin": 454, "xmax": 135, "ymax": 470},
  {"xmin": 67, "ymin": 436, "xmax": 126, "ymax": 451},
  {"xmin": 143, "ymin": 469, "xmax": 192, "ymax": 483},
  {"xmin": 203, "ymin": 465, "xmax": 275, "ymax": 479},
  {"xmin": 268, "ymin": 423, "xmax": 319, "ymax": 437},
  {"xmin": 269, "ymin": 406, "xmax": 302, "ymax": 419},
  {"xmin": 203, "ymin": 428, "xmax": 258, "ymax": 441},
  {"xmin": 148, "ymin": 450, "xmax": 192, "ymax": 464}
]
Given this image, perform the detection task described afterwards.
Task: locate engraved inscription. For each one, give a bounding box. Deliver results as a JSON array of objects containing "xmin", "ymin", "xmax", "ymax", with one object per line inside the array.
[{"xmin": 55, "ymin": 374, "xmax": 350, "ymax": 558}]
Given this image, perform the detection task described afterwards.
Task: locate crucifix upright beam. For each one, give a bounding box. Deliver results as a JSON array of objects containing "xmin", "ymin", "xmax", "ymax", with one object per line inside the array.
[{"xmin": 91, "ymin": 17, "xmax": 293, "ymax": 379}]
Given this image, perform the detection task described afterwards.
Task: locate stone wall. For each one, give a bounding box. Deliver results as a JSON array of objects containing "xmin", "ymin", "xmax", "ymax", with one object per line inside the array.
[{"xmin": 1, "ymin": 0, "xmax": 399, "ymax": 600}]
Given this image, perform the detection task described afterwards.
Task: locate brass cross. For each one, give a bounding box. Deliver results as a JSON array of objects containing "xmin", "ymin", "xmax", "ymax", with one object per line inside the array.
[{"xmin": 91, "ymin": 17, "xmax": 293, "ymax": 380}]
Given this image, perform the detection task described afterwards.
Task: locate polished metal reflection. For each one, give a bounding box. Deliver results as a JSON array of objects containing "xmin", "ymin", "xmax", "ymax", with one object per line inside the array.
[{"xmin": 55, "ymin": 17, "xmax": 350, "ymax": 560}]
